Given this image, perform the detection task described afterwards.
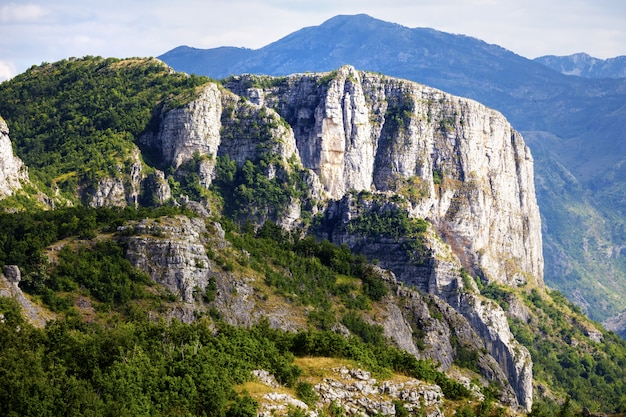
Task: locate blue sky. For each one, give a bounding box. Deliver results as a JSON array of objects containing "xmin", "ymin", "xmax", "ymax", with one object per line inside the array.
[{"xmin": 1, "ymin": 0, "xmax": 625, "ymax": 81}]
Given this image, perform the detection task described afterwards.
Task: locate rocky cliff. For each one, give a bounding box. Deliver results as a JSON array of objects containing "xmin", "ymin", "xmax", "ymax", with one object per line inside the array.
[
  {"xmin": 143, "ymin": 66, "xmax": 542, "ymax": 289},
  {"xmin": 0, "ymin": 116, "xmax": 28, "ymax": 198},
  {"xmin": 0, "ymin": 265, "xmax": 50, "ymax": 327},
  {"xmin": 138, "ymin": 66, "xmax": 542, "ymax": 410},
  {"xmin": 256, "ymin": 66, "xmax": 541, "ymax": 287}
]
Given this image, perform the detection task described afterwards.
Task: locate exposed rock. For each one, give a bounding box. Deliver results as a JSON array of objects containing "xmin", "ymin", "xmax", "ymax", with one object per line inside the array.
[
  {"xmin": 458, "ymin": 293, "xmax": 533, "ymax": 410},
  {"xmin": 122, "ymin": 215, "xmax": 303, "ymax": 329},
  {"xmin": 0, "ymin": 266, "xmax": 50, "ymax": 327},
  {"xmin": 258, "ymin": 393, "xmax": 312, "ymax": 417},
  {"xmin": 143, "ymin": 66, "xmax": 541, "ymax": 288},
  {"xmin": 3, "ymin": 265, "xmax": 21, "ymax": 284},
  {"xmin": 256, "ymin": 366, "xmax": 446, "ymax": 417},
  {"xmin": 123, "ymin": 216, "xmax": 214, "ymax": 303},
  {"xmin": 87, "ymin": 147, "xmax": 144, "ymax": 208},
  {"xmin": 0, "ymin": 115, "xmax": 28, "ymax": 198},
  {"xmin": 139, "ymin": 84, "xmax": 223, "ymax": 168},
  {"xmin": 253, "ymin": 369, "xmax": 280, "ymax": 388},
  {"xmin": 89, "ymin": 177, "xmax": 127, "ymax": 208},
  {"xmin": 381, "ymin": 301, "xmax": 421, "ymax": 358},
  {"xmin": 141, "ymin": 169, "xmax": 172, "ymax": 205},
  {"xmin": 318, "ymin": 197, "xmax": 532, "ymax": 410},
  {"xmin": 508, "ymin": 295, "xmax": 532, "ymax": 324}
]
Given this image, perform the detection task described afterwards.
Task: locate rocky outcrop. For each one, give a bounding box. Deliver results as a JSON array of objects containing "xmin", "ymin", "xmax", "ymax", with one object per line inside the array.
[
  {"xmin": 0, "ymin": 116, "xmax": 28, "ymax": 198},
  {"xmin": 123, "ymin": 216, "xmax": 213, "ymax": 303},
  {"xmin": 256, "ymin": 367, "xmax": 446, "ymax": 417},
  {"xmin": 0, "ymin": 265, "xmax": 50, "ymax": 327},
  {"xmin": 142, "ymin": 67, "xmax": 542, "ymax": 289},
  {"xmin": 320, "ymin": 201, "xmax": 532, "ymax": 410},
  {"xmin": 458, "ymin": 293, "xmax": 533, "ymax": 409},
  {"xmin": 122, "ymin": 216, "xmax": 302, "ymax": 329},
  {"xmin": 86, "ymin": 147, "xmax": 144, "ymax": 208},
  {"xmin": 140, "ymin": 84, "xmax": 224, "ymax": 168},
  {"xmin": 389, "ymin": 279, "xmax": 522, "ymax": 408}
]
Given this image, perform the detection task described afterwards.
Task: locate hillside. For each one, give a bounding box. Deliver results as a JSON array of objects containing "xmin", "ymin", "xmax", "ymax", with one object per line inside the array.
[
  {"xmin": 158, "ymin": 14, "xmax": 626, "ymax": 324},
  {"xmin": 0, "ymin": 57, "xmax": 625, "ymax": 416}
]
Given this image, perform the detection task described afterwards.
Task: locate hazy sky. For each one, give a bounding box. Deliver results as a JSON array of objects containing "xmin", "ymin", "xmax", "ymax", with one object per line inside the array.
[{"xmin": 1, "ymin": 0, "xmax": 625, "ymax": 82}]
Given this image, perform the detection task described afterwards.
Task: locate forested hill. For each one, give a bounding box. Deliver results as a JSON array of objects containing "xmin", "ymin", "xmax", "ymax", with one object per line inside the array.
[
  {"xmin": 0, "ymin": 57, "xmax": 210, "ymax": 207},
  {"xmin": 0, "ymin": 56, "xmax": 625, "ymax": 416}
]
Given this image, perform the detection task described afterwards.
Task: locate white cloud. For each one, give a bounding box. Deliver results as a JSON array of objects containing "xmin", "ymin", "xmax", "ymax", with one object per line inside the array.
[
  {"xmin": 0, "ymin": 61, "xmax": 17, "ymax": 82},
  {"xmin": 0, "ymin": 3, "xmax": 48, "ymax": 23}
]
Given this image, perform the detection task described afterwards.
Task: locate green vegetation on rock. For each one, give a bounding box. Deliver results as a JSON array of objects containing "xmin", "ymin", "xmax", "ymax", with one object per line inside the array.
[{"xmin": 0, "ymin": 56, "xmax": 210, "ymax": 199}]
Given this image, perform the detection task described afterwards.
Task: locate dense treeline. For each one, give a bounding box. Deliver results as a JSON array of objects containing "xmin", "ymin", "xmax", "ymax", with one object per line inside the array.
[
  {"xmin": 0, "ymin": 301, "xmax": 288, "ymax": 417},
  {"xmin": 0, "ymin": 296, "xmax": 471, "ymax": 417}
]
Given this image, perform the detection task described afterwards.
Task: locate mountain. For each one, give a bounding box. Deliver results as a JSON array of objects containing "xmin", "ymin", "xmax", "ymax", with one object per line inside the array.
[
  {"xmin": 158, "ymin": 13, "xmax": 626, "ymax": 324},
  {"xmin": 534, "ymin": 53, "xmax": 626, "ymax": 78},
  {"xmin": 1, "ymin": 56, "xmax": 626, "ymax": 415}
]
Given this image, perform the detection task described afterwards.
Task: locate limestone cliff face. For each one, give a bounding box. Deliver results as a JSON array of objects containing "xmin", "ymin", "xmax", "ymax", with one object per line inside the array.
[
  {"xmin": 320, "ymin": 197, "xmax": 532, "ymax": 410},
  {"xmin": 140, "ymin": 84, "xmax": 224, "ymax": 168},
  {"xmin": 225, "ymin": 66, "xmax": 543, "ymax": 288},
  {"xmin": 124, "ymin": 216, "xmax": 214, "ymax": 304},
  {"xmin": 0, "ymin": 116, "xmax": 28, "ymax": 198},
  {"xmin": 132, "ymin": 66, "xmax": 542, "ymax": 411},
  {"xmin": 123, "ymin": 216, "xmax": 302, "ymax": 330},
  {"xmin": 82, "ymin": 146, "xmax": 146, "ymax": 208},
  {"xmin": 143, "ymin": 67, "xmax": 542, "ymax": 287},
  {"xmin": 139, "ymin": 83, "xmax": 300, "ymax": 172}
]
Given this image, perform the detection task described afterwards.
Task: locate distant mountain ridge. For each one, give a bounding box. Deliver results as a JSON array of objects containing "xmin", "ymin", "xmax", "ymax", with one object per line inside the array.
[
  {"xmin": 158, "ymin": 14, "xmax": 626, "ymax": 324},
  {"xmin": 534, "ymin": 52, "xmax": 626, "ymax": 78}
]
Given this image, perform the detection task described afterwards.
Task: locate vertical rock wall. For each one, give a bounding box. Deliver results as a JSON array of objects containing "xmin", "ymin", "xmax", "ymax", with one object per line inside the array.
[{"xmin": 0, "ymin": 116, "xmax": 28, "ymax": 198}]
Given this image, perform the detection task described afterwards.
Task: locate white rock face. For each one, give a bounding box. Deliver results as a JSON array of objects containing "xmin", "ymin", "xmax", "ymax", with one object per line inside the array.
[
  {"xmin": 145, "ymin": 69, "xmax": 542, "ymax": 289},
  {"xmin": 140, "ymin": 84, "xmax": 224, "ymax": 168},
  {"xmin": 124, "ymin": 216, "xmax": 212, "ymax": 303},
  {"xmin": 255, "ymin": 367, "xmax": 444, "ymax": 417},
  {"xmin": 0, "ymin": 116, "xmax": 28, "ymax": 198},
  {"xmin": 225, "ymin": 66, "xmax": 543, "ymax": 288},
  {"xmin": 460, "ymin": 293, "xmax": 533, "ymax": 411}
]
